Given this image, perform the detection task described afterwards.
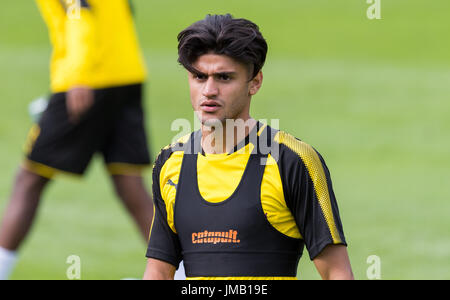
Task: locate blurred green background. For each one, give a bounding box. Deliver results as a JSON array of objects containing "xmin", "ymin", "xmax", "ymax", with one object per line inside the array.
[{"xmin": 0, "ymin": 0, "xmax": 449, "ymax": 279}]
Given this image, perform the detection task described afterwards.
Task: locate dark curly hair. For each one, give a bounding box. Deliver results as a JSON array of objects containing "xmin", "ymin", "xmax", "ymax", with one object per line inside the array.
[{"xmin": 177, "ymin": 14, "xmax": 268, "ymax": 79}]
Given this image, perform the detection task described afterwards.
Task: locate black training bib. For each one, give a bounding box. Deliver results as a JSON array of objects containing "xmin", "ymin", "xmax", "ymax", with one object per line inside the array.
[{"xmin": 174, "ymin": 131, "xmax": 303, "ymax": 277}]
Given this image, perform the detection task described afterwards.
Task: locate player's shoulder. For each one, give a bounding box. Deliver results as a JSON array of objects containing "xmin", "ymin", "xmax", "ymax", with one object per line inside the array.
[
  {"xmin": 267, "ymin": 127, "xmax": 324, "ymax": 169},
  {"xmin": 274, "ymin": 130, "xmax": 316, "ymax": 157},
  {"xmin": 153, "ymin": 132, "xmax": 194, "ymax": 173}
]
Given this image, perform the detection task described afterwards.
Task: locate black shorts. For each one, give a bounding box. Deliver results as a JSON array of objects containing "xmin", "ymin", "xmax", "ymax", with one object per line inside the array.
[{"xmin": 23, "ymin": 83, "xmax": 151, "ymax": 178}]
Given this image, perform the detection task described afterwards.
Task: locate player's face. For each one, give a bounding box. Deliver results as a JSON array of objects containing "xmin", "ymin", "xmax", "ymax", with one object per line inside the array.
[{"xmin": 188, "ymin": 53, "xmax": 262, "ymax": 126}]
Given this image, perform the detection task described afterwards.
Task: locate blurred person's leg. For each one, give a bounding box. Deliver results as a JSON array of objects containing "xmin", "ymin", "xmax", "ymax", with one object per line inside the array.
[
  {"xmin": 0, "ymin": 168, "xmax": 50, "ymax": 279},
  {"xmin": 111, "ymin": 174, "xmax": 188, "ymax": 280},
  {"xmin": 111, "ymin": 174, "xmax": 153, "ymax": 240},
  {"xmin": 0, "ymin": 90, "xmax": 111, "ymax": 280},
  {"xmin": 111, "ymin": 171, "xmax": 190, "ymax": 281},
  {"xmin": 104, "ymin": 84, "xmax": 188, "ymax": 279},
  {"xmin": 103, "ymin": 84, "xmax": 153, "ymax": 239}
]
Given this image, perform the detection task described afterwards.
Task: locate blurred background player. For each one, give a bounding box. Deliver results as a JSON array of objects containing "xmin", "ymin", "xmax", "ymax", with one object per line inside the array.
[{"xmin": 0, "ymin": 0, "xmax": 154, "ymax": 280}]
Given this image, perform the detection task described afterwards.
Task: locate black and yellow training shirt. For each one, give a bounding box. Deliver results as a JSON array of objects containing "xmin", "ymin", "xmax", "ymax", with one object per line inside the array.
[
  {"xmin": 35, "ymin": 0, "xmax": 147, "ymax": 92},
  {"xmin": 146, "ymin": 123, "xmax": 347, "ymax": 280}
]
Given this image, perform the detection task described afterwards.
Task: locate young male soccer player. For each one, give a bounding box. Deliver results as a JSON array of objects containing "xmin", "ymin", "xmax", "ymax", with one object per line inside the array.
[
  {"xmin": 0, "ymin": 0, "xmax": 153, "ymax": 280},
  {"xmin": 143, "ymin": 14, "xmax": 354, "ymax": 280}
]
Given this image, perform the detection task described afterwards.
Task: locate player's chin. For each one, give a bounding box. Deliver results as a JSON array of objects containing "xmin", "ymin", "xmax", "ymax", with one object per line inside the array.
[
  {"xmin": 196, "ymin": 111, "xmax": 224, "ymax": 126},
  {"xmin": 201, "ymin": 116, "xmax": 225, "ymax": 128}
]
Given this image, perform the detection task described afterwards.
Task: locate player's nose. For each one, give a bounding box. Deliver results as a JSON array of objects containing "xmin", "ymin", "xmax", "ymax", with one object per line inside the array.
[{"xmin": 202, "ymin": 77, "xmax": 219, "ymax": 98}]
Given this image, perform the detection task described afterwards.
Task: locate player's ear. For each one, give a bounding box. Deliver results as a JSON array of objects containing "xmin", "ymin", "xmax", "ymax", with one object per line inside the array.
[{"xmin": 249, "ymin": 71, "xmax": 263, "ymax": 96}]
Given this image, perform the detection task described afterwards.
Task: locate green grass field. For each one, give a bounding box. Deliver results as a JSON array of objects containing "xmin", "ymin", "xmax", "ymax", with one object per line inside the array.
[{"xmin": 1, "ymin": 0, "xmax": 449, "ymax": 279}]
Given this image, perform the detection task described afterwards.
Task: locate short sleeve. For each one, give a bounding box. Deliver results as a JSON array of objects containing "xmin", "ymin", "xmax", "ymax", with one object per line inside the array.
[
  {"xmin": 276, "ymin": 132, "xmax": 347, "ymax": 260},
  {"xmin": 146, "ymin": 150, "xmax": 182, "ymax": 268}
]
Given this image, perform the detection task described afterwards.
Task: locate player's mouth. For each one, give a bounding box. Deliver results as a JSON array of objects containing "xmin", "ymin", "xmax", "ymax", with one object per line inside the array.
[{"xmin": 200, "ymin": 100, "xmax": 222, "ymax": 113}]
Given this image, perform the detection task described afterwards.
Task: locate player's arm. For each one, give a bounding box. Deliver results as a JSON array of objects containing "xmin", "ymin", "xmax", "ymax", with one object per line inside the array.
[
  {"xmin": 313, "ymin": 244, "xmax": 354, "ymax": 280},
  {"xmin": 144, "ymin": 149, "xmax": 182, "ymax": 280},
  {"xmin": 64, "ymin": 0, "xmax": 97, "ymax": 122},
  {"xmin": 65, "ymin": 0, "xmax": 96, "ymax": 86},
  {"xmin": 277, "ymin": 134, "xmax": 353, "ymax": 279},
  {"xmin": 35, "ymin": 0, "xmax": 95, "ymax": 122},
  {"xmin": 35, "ymin": 0, "xmax": 66, "ymax": 44},
  {"xmin": 143, "ymin": 258, "xmax": 176, "ymax": 280},
  {"xmin": 66, "ymin": 86, "xmax": 94, "ymax": 123}
]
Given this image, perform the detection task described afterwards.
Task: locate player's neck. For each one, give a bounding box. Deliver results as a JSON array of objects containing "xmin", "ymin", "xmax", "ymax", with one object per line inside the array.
[{"xmin": 201, "ymin": 118, "xmax": 257, "ymax": 154}]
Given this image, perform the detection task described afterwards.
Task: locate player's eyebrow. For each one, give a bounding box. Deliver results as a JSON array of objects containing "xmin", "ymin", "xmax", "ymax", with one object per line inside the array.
[
  {"xmin": 214, "ymin": 71, "xmax": 237, "ymax": 78},
  {"xmin": 192, "ymin": 70, "xmax": 237, "ymax": 78}
]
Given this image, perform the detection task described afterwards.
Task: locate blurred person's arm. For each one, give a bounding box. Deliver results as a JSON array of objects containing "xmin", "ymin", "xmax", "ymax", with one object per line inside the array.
[
  {"xmin": 35, "ymin": 0, "xmax": 66, "ymax": 47},
  {"xmin": 64, "ymin": 0, "xmax": 96, "ymax": 87},
  {"xmin": 64, "ymin": 1, "xmax": 96, "ymax": 122},
  {"xmin": 36, "ymin": 0, "xmax": 96, "ymax": 121},
  {"xmin": 66, "ymin": 86, "xmax": 94, "ymax": 122},
  {"xmin": 313, "ymin": 244, "xmax": 354, "ymax": 280}
]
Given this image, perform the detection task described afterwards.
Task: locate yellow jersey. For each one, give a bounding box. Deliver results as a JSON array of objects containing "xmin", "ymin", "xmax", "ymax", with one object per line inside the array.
[
  {"xmin": 147, "ymin": 123, "xmax": 347, "ymax": 279},
  {"xmin": 35, "ymin": 0, "xmax": 147, "ymax": 92}
]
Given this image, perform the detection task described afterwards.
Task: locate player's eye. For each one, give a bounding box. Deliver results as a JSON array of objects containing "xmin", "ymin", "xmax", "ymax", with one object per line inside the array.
[
  {"xmin": 193, "ymin": 73, "xmax": 207, "ymax": 80},
  {"xmin": 218, "ymin": 74, "xmax": 231, "ymax": 81}
]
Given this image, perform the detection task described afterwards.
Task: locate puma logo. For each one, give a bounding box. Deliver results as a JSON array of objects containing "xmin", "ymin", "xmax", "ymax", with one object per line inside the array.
[{"xmin": 166, "ymin": 179, "xmax": 178, "ymax": 189}]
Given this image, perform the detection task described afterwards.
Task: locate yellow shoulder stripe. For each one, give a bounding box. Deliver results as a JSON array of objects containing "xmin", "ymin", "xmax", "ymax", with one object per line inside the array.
[
  {"xmin": 274, "ymin": 131, "xmax": 342, "ymax": 244},
  {"xmin": 159, "ymin": 151, "xmax": 184, "ymax": 234},
  {"xmin": 153, "ymin": 133, "xmax": 192, "ymax": 234},
  {"xmin": 163, "ymin": 133, "xmax": 192, "ymax": 150}
]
